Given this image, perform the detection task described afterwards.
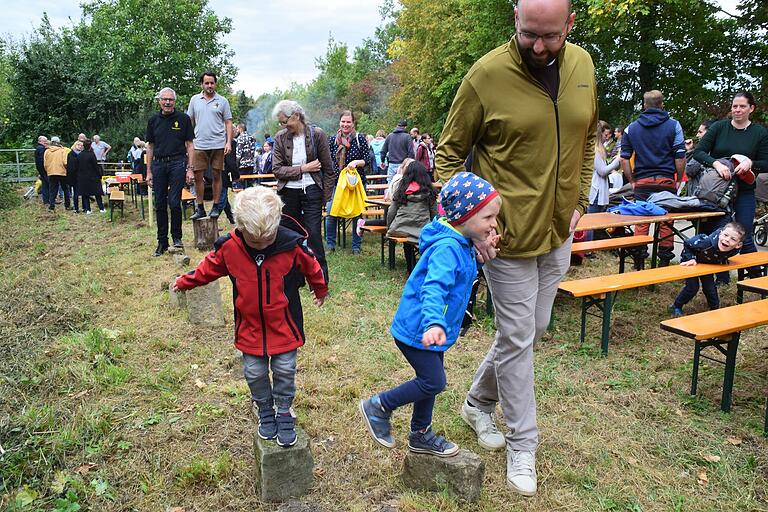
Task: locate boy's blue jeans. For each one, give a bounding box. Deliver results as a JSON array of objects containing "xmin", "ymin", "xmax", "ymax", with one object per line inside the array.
[
  {"xmin": 242, "ymin": 350, "xmax": 297, "ymax": 412},
  {"xmin": 674, "ymin": 275, "xmax": 719, "ymax": 310},
  {"xmin": 378, "ymin": 339, "xmax": 446, "ymax": 432}
]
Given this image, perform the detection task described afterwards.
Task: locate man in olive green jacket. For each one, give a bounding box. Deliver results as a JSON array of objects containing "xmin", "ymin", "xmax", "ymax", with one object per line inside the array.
[{"xmin": 435, "ymin": 0, "xmax": 597, "ymax": 497}]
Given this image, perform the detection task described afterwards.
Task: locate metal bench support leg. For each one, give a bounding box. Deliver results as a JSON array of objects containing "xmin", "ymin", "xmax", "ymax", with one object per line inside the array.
[
  {"xmin": 600, "ymin": 292, "xmax": 615, "ymax": 356},
  {"xmin": 764, "ymin": 398, "xmax": 767, "ymax": 434},
  {"xmin": 379, "ymin": 233, "xmax": 385, "ymax": 266},
  {"xmin": 691, "ymin": 341, "xmax": 702, "ymax": 396},
  {"xmin": 580, "ymin": 297, "xmax": 588, "ymax": 343},
  {"xmin": 388, "ymin": 240, "xmax": 396, "ymax": 270},
  {"xmin": 619, "ymin": 248, "xmax": 626, "ymax": 274},
  {"xmin": 721, "ymin": 334, "xmax": 740, "ymax": 412}
]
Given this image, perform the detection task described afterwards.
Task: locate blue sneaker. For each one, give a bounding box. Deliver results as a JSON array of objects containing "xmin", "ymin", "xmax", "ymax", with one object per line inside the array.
[
  {"xmin": 359, "ymin": 396, "xmax": 395, "ymax": 448},
  {"xmin": 276, "ymin": 412, "xmax": 297, "ymax": 447},
  {"xmin": 408, "ymin": 426, "xmax": 459, "ymax": 457},
  {"xmin": 253, "ymin": 402, "xmax": 277, "ymax": 440},
  {"xmin": 669, "ymin": 305, "xmax": 684, "ymax": 317}
]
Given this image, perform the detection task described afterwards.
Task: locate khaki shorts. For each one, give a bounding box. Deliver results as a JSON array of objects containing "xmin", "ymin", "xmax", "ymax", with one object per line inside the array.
[{"xmin": 193, "ymin": 148, "xmax": 224, "ymax": 173}]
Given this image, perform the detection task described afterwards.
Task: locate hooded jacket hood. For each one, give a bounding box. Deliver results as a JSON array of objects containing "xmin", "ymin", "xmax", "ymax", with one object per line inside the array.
[
  {"xmin": 637, "ymin": 108, "xmax": 670, "ymax": 128},
  {"xmin": 418, "ymin": 217, "xmax": 470, "ymax": 254}
]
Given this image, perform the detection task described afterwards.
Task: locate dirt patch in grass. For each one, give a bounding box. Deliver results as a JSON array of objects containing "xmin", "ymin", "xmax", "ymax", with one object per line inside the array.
[{"xmin": 1, "ymin": 199, "xmax": 767, "ymax": 511}]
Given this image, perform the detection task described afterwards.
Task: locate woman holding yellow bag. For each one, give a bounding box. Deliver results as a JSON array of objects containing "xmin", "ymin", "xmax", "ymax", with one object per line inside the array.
[{"xmin": 326, "ymin": 110, "xmax": 374, "ymax": 254}]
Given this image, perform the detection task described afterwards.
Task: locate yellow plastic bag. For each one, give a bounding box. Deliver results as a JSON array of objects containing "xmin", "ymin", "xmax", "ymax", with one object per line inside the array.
[{"xmin": 330, "ymin": 166, "xmax": 367, "ymax": 218}]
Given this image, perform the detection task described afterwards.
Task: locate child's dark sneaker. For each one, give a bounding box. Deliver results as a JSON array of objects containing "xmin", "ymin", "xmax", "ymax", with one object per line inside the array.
[
  {"xmin": 408, "ymin": 426, "xmax": 459, "ymax": 457},
  {"xmin": 276, "ymin": 412, "xmax": 297, "ymax": 447},
  {"xmin": 253, "ymin": 402, "xmax": 277, "ymax": 440},
  {"xmin": 359, "ymin": 395, "xmax": 395, "ymax": 448},
  {"xmin": 668, "ymin": 305, "xmax": 684, "ymax": 317}
]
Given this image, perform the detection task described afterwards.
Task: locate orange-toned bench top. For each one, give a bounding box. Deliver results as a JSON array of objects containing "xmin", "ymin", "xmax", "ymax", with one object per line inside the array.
[
  {"xmin": 660, "ymin": 298, "xmax": 768, "ymax": 340},
  {"xmin": 571, "ymin": 235, "xmax": 653, "ymax": 253}
]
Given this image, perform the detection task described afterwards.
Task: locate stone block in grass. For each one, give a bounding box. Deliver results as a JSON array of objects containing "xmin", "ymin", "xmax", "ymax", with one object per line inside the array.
[
  {"xmin": 185, "ymin": 280, "xmax": 224, "ymax": 326},
  {"xmin": 253, "ymin": 427, "xmax": 314, "ymax": 502},
  {"xmin": 168, "ymin": 283, "xmax": 186, "ymax": 308},
  {"xmin": 402, "ymin": 448, "xmax": 484, "ymax": 502}
]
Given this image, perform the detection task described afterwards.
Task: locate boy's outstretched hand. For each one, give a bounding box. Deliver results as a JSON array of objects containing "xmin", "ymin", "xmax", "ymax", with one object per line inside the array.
[
  {"xmin": 172, "ymin": 277, "xmax": 181, "ymax": 292},
  {"xmin": 422, "ymin": 326, "xmax": 446, "ymax": 347},
  {"xmin": 313, "ymin": 293, "xmax": 326, "ymax": 307},
  {"xmin": 681, "ymin": 259, "xmax": 697, "ymax": 267}
]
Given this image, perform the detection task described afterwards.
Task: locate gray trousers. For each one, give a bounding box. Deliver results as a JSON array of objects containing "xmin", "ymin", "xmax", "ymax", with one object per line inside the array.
[
  {"xmin": 243, "ymin": 350, "xmax": 297, "ymax": 413},
  {"xmin": 467, "ymin": 237, "xmax": 572, "ymax": 451}
]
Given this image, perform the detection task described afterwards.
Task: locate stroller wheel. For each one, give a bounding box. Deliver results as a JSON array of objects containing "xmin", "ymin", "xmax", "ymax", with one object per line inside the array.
[{"xmin": 755, "ymin": 226, "xmax": 767, "ymax": 246}]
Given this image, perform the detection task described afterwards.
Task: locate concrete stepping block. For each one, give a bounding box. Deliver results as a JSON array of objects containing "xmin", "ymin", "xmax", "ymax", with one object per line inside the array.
[
  {"xmin": 253, "ymin": 427, "xmax": 314, "ymax": 502},
  {"xmin": 402, "ymin": 448, "xmax": 485, "ymax": 502},
  {"xmin": 185, "ymin": 280, "xmax": 224, "ymax": 326}
]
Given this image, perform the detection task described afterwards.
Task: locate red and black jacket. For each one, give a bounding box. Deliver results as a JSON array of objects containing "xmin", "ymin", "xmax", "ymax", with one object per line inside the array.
[{"xmin": 176, "ymin": 215, "xmax": 328, "ymax": 356}]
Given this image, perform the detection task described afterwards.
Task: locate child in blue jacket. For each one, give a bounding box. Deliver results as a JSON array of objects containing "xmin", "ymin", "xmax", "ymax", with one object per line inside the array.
[
  {"xmin": 360, "ymin": 172, "xmax": 501, "ymax": 457},
  {"xmin": 670, "ymin": 222, "xmax": 745, "ymax": 316}
]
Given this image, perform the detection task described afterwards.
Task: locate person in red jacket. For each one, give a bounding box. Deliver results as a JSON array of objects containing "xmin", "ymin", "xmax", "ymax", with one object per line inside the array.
[{"xmin": 174, "ymin": 186, "xmax": 328, "ymax": 447}]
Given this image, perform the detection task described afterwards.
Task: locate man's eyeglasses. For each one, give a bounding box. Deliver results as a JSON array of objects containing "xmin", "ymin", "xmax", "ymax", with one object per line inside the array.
[
  {"xmin": 516, "ymin": 18, "xmax": 570, "ymax": 45},
  {"xmin": 159, "ymin": 98, "xmax": 175, "ymax": 102}
]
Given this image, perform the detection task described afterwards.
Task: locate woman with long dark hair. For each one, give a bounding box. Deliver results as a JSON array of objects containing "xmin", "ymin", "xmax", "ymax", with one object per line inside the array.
[
  {"xmin": 693, "ymin": 91, "xmax": 768, "ymax": 277},
  {"xmin": 386, "ymin": 160, "xmax": 437, "ymax": 243}
]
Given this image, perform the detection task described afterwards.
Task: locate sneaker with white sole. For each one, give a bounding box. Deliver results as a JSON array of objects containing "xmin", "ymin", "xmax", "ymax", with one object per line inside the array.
[
  {"xmin": 359, "ymin": 395, "xmax": 395, "ymax": 448},
  {"xmin": 507, "ymin": 449, "xmax": 537, "ymax": 497},
  {"xmin": 461, "ymin": 401, "xmax": 505, "ymax": 451},
  {"xmin": 408, "ymin": 426, "xmax": 459, "ymax": 457},
  {"xmin": 356, "ymin": 218, "xmax": 366, "ymax": 237}
]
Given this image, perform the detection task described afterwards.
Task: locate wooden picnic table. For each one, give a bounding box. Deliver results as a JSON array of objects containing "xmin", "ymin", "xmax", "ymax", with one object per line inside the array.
[{"xmin": 576, "ymin": 211, "xmax": 725, "ymax": 269}]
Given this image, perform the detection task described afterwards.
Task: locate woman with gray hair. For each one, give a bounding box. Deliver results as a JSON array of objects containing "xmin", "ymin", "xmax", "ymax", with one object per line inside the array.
[{"xmin": 271, "ymin": 100, "xmax": 335, "ymax": 281}]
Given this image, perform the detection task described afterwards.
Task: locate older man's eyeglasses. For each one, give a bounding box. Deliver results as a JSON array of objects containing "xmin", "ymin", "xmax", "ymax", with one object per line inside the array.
[
  {"xmin": 516, "ymin": 19, "xmax": 570, "ymax": 45},
  {"xmin": 160, "ymin": 97, "xmax": 175, "ymax": 103}
]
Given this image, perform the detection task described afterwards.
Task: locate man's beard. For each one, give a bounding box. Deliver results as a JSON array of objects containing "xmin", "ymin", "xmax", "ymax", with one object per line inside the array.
[{"xmin": 517, "ymin": 37, "xmax": 559, "ymax": 69}]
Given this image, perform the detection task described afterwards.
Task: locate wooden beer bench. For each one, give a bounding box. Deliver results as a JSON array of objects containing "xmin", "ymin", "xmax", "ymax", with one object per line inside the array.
[
  {"xmin": 571, "ymin": 235, "xmax": 654, "ymax": 273},
  {"xmin": 660, "ymin": 299, "xmax": 768, "ymax": 430},
  {"xmin": 558, "ymin": 252, "xmax": 768, "ymax": 355},
  {"xmin": 736, "ymin": 275, "xmax": 768, "ymax": 303}
]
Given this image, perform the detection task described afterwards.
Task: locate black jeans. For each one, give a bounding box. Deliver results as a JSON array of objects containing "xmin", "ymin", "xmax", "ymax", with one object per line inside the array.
[
  {"xmin": 152, "ymin": 158, "xmax": 186, "ymax": 245},
  {"xmin": 278, "ymin": 184, "xmax": 328, "ymax": 282},
  {"xmin": 48, "ymin": 176, "xmax": 71, "ymax": 209},
  {"xmin": 82, "ymin": 194, "xmax": 104, "ymax": 211},
  {"xmin": 674, "ymin": 275, "xmax": 719, "ymax": 310}
]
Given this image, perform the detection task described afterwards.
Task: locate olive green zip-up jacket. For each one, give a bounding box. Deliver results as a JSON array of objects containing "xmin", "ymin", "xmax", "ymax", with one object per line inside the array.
[{"xmin": 435, "ymin": 39, "xmax": 598, "ymax": 258}]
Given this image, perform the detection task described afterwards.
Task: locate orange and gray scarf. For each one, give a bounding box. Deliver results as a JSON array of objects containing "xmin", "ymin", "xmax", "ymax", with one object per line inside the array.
[{"xmin": 334, "ymin": 129, "xmax": 353, "ymax": 169}]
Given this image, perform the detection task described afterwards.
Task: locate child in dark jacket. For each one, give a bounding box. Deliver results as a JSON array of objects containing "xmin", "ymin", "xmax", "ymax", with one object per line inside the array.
[
  {"xmin": 174, "ymin": 186, "xmax": 328, "ymax": 447},
  {"xmin": 360, "ymin": 172, "xmax": 501, "ymax": 457},
  {"xmin": 386, "ymin": 160, "xmax": 438, "ymax": 243},
  {"xmin": 670, "ymin": 222, "xmax": 745, "ymax": 316}
]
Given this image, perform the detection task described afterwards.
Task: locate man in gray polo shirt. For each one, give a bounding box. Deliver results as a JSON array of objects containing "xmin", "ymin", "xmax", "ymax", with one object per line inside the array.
[
  {"xmin": 186, "ymin": 71, "xmax": 233, "ymax": 219},
  {"xmin": 91, "ymin": 134, "xmax": 111, "ymax": 172}
]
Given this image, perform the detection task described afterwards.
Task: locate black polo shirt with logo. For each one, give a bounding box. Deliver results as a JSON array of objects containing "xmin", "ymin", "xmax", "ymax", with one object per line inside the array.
[{"xmin": 145, "ymin": 109, "xmax": 194, "ymax": 159}]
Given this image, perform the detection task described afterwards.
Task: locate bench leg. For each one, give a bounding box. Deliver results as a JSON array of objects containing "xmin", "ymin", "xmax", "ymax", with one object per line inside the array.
[
  {"xmin": 691, "ymin": 341, "xmax": 702, "ymax": 396},
  {"xmin": 109, "ymin": 201, "xmax": 114, "ymax": 222},
  {"xmin": 600, "ymin": 292, "xmax": 615, "ymax": 356},
  {"xmin": 580, "ymin": 297, "xmax": 588, "ymax": 344},
  {"xmin": 721, "ymin": 334, "xmax": 740, "ymax": 413},
  {"xmin": 618, "ymin": 248, "xmax": 626, "ymax": 274},
  {"xmin": 379, "ymin": 233, "xmax": 385, "ymax": 266},
  {"xmin": 388, "ymin": 240, "xmax": 396, "ymax": 270},
  {"xmin": 764, "ymin": 397, "xmax": 767, "ymax": 434}
]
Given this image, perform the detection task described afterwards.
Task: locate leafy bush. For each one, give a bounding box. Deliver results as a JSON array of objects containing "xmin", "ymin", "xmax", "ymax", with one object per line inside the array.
[{"xmin": 0, "ymin": 179, "xmax": 23, "ymax": 209}]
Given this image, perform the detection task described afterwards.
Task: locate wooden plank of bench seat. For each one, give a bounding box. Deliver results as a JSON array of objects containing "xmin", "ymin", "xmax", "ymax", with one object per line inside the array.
[
  {"xmin": 660, "ymin": 298, "xmax": 768, "ymax": 340},
  {"xmin": 571, "ymin": 235, "xmax": 653, "ymax": 253},
  {"xmin": 737, "ymin": 275, "xmax": 768, "ymax": 303},
  {"xmin": 660, "ymin": 299, "xmax": 768, "ymax": 413},
  {"xmin": 362, "ymin": 209, "xmax": 384, "ymax": 217},
  {"xmin": 560, "ymin": 251, "xmax": 768, "ymax": 299},
  {"xmin": 559, "ymin": 251, "xmax": 768, "ymax": 355},
  {"xmin": 361, "ymin": 225, "xmax": 387, "ymax": 234},
  {"xmin": 108, "ymin": 190, "xmax": 125, "ymax": 201}
]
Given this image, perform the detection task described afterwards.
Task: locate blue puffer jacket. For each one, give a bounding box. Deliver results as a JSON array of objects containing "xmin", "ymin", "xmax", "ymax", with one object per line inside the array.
[{"xmin": 390, "ymin": 218, "xmax": 477, "ymax": 351}]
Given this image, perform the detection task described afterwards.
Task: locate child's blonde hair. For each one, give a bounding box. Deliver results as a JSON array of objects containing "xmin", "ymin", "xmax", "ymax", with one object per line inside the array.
[{"xmin": 234, "ymin": 187, "xmax": 284, "ymax": 240}]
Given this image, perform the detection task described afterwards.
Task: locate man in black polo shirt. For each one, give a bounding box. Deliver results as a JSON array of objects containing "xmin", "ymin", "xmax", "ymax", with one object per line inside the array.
[{"xmin": 146, "ymin": 87, "xmax": 195, "ymax": 256}]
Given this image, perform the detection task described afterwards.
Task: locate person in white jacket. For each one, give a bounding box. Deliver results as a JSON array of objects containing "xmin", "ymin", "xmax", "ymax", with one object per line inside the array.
[{"xmin": 587, "ymin": 121, "xmax": 620, "ymax": 241}]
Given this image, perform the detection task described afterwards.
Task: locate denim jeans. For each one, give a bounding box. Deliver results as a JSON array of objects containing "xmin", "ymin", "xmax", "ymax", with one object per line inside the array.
[
  {"xmin": 38, "ymin": 173, "xmax": 50, "ymax": 204},
  {"xmin": 674, "ymin": 275, "xmax": 719, "ymax": 309},
  {"xmin": 242, "ymin": 350, "xmax": 297, "ymax": 413},
  {"xmin": 386, "ymin": 163, "xmax": 401, "ymax": 184},
  {"xmin": 378, "ymin": 340, "xmax": 446, "ymax": 432},
  {"xmin": 325, "ymin": 188, "xmax": 362, "ymax": 251},
  {"xmin": 152, "ymin": 158, "xmax": 186, "ymax": 244},
  {"xmin": 82, "ymin": 195, "xmax": 104, "ymax": 211},
  {"xmin": 733, "ymin": 188, "xmax": 757, "ymax": 255},
  {"xmin": 278, "ymin": 184, "xmax": 328, "ymax": 281}
]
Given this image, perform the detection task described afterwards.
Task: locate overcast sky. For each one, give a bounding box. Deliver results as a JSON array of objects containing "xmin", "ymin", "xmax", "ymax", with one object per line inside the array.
[{"xmin": 4, "ymin": 0, "xmax": 741, "ymax": 98}]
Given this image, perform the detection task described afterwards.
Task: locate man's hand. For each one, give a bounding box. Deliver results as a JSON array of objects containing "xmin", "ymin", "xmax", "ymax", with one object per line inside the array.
[
  {"xmin": 146, "ymin": 172, "xmax": 153, "ymax": 188},
  {"xmin": 379, "ymin": 162, "xmax": 386, "ymax": 170},
  {"xmin": 313, "ymin": 293, "xmax": 325, "ymax": 307},
  {"xmin": 680, "ymin": 259, "xmax": 697, "ymax": 267},
  {"xmin": 569, "ymin": 210, "xmax": 582, "ymax": 234},
  {"xmin": 301, "ymin": 159, "xmax": 322, "ymax": 173},
  {"xmin": 185, "ymin": 169, "xmax": 194, "ymax": 185},
  {"xmin": 223, "ymin": 144, "xmax": 232, "ymax": 156},
  {"xmin": 172, "ymin": 278, "xmax": 181, "ymax": 292},
  {"xmin": 422, "ymin": 326, "xmax": 446, "ymax": 347},
  {"xmin": 713, "ymin": 160, "xmax": 731, "ymax": 180},
  {"xmin": 474, "ymin": 230, "xmax": 500, "ymax": 263}
]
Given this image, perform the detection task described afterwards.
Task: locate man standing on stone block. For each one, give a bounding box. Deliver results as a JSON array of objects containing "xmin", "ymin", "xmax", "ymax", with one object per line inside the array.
[
  {"xmin": 187, "ymin": 71, "xmax": 233, "ymax": 220},
  {"xmin": 435, "ymin": 0, "xmax": 597, "ymax": 497},
  {"xmin": 145, "ymin": 87, "xmax": 195, "ymax": 257}
]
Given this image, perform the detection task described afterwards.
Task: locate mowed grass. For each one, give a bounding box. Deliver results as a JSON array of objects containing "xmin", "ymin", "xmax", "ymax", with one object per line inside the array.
[{"xmin": 1, "ymin": 193, "xmax": 767, "ymax": 511}]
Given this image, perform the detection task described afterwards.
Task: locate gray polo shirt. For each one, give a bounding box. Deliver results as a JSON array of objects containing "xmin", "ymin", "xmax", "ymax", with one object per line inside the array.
[
  {"xmin": 92, "ymin": 140, "xmax": 111, "ymax": 162},
  {"xmin": 186, "ymin": 92, "xmax": 232, "ymax": 150}
]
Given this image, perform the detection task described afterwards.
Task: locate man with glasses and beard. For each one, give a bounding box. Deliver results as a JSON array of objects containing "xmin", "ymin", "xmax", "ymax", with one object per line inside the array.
[{"xmin": 435, "ymin": 0, "xmax": 597, "ymax": 497}]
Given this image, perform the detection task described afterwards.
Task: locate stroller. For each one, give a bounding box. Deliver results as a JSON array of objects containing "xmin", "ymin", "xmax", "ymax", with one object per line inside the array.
[{"xmin": 754, "ymin": 173, "xmax": 768, "ymax": 246}]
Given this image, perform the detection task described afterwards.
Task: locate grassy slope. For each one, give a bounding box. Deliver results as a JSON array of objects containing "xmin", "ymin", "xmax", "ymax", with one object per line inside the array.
[{"xmin": 1, "ymin": 196, "xmax": 766, "ymax": 511}]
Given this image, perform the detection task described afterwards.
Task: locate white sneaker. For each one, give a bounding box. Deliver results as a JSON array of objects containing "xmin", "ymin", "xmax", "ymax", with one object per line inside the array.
[
  {"xmin": 86, "ymin": 210, "xmax": 93, "ymax": 215},
  {"xmin": 507, "ymin": 449, "xmax": 537, "ymax": 497},
  {"xmin": 460, "ymin": 401, "xmax": 505, "ymax": 450},
  {"xmin": 100, "ymin": 209, "xmax": 106, "ymax": 213}
]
